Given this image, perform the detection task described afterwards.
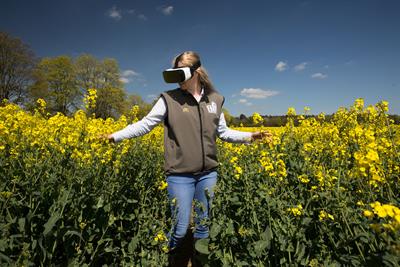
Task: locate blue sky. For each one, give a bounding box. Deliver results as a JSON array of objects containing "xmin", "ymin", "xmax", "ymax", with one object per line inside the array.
[{"xmin": 1, "ymin": 0, "xmax": 399, "ymax": 116}]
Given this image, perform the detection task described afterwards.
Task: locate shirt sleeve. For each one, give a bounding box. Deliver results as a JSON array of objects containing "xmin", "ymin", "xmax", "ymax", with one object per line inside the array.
[
  {"xmin": 111, "ymin": 96, "xmax": 167, "ymax": 143},
  {"xmin": 217, "ymin": 112, "xmax": 253, "ymax": 144}
]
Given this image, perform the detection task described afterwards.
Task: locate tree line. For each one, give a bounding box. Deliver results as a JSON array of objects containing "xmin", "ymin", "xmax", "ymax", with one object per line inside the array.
[
  {"xmin": 0, "ymin": 31, "xmax": 152, "ymax": 119},
  {"xmin": 1, "ymin": 31, "xmax": 399, "ymax": 126},
  {"xmin": 229, "ymin": 114, "xmax": 400, "ymax": 127}
]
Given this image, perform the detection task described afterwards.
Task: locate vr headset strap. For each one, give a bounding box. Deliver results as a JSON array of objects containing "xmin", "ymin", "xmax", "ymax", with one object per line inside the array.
[{"xmin": 189, "ymin": 60, "xmax": 201, "ymax": 74}]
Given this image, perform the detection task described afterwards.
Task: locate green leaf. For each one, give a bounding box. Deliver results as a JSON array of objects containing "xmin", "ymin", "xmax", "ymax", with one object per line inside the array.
[
  {"xmin": 301, "ymin": 217, "xmax": 312, "ymax": 226},
  {"xmin": 43, "ymin": 214, "xmax": 60, "ymax": 236},
  {"xmin": 0, "ymin": 240, "xmax": 7, "ymax": 252},
  {"xmin": 226, "ymin": 221, "xmax": 235, "ymax": 236},
  {"xmin": 295, "ymin": 242, "xmax": 306, "ymax": 261},
  {"xmin": 104, "ymin": 246, "xmax": 114, "ymax": 253},
  {"xmin": 195, "ymin": 238, "xmax": 210, "ymax": 255},
  {"xmin": 104, "ymin": 203, "xmax": 111, "ymax": 212},
  {"xmin": 260, "ymin": 226, "xmax": 272, "ymax": 250},
  {"xmin": 128, "ymin": 235, "xmax": 139, "ymax": 254},
  {"xmin": 230, "ymin": 195, "xmax": 240, "ymax": 205},
  {"xmin": 236, "ymin": 260, "xmax": 249, "ymax": 266},
  {"xmin": 0, "ymin": 252, "xmax": 11, "ymax": 263},
  {"xmin": 209, "ymin": 224, "xmax": 221, "ymax": 239},
  {"xmin": 18, "ymin": 218, "xmax": 25, "ymax": 233},
  {"xmin": 63, "ymin": 230, "xmax": 83, "ymax": 241},
  {"xmin": 253, "ymin": 240, "xmax": 268, "ymax": 256},
  {"xmin": 96, "ymin": 196, "xmax": 104, "ymax": 209}
]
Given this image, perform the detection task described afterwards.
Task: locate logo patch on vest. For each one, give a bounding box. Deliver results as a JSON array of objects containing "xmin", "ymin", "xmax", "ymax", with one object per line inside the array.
[
  {"xmin": 206, "ymin": 101, "xmax": 217, "ymax": 114},
  {"xmin": 182, "ymin": 107, "xmax": 189, "ymax": 112}
]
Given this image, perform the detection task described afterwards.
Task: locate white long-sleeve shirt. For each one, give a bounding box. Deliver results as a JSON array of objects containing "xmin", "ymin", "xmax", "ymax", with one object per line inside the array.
[{"xmin": 111, "ymin": 90, "xmax": 253, "ymax": 144}]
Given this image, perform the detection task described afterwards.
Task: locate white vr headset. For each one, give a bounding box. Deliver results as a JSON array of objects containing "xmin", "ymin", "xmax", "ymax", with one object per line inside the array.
[{"xmin": 162, "ymin": 60, "xmax": 201, "ymax": 83}]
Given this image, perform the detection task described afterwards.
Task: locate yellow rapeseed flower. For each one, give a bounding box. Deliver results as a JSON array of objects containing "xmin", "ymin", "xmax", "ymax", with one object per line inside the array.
[
  {"xmin": 251, "ymin": 112, "xmax": 264, "ymax": 125},
  {"xmin": 79, "ymin": 221, "xmax": 87, "ymax": 230},
  {"xmin": 363, "ymin": 210, "xmax": 374, "ymax": 218},
  {"xmin": 287, "ymin": 107, "xmax": 296, "ymax": 116},
  {"xmin": 319, "ymin": 210, "xmax": 334, "ymax": 221},
  {"xmin": 298, "ymin": 174, "xmax": 310, "ymax": 184},
  {"xmin": 357, "ymin": 201, "xmax": 364, "ymax": 206},
  {"xmin": 238, "ymin": 225, "xmax": 249, "ymax": 237},
  {"xmin": 158, "ymin": 181, "xmax": 168, "ymax": 190},
  {"xmin": 154, "ymin": 231, "xmax": 167, "ymax": 242},
  {"xmin": 230, "ymin": 156, "xmax": 238, "ymax": 164},
  {"xmin": 162, "ymin": 245, "xmax": 169, "ymax": 253},
  {"xmin": 83, "ymin": 88, "xmax": 98, "ymax": 110},
  {"xmin": 354, "ymin": 98, "xmax": 364, "ymax": 111},
  {"xmin": 287, "ymin": 204, "xmax": 303, "ymax": 217},
  {"xmin": 36, "ymin": 98, "xmax": 46, "ymax": 109},
  {"xmin": 0, "ymin": 191, "xmax": 13, "ymax": 198}
]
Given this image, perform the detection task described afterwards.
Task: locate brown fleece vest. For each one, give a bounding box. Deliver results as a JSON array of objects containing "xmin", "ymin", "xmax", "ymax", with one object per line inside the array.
[{"xmin": 160, "ymin": 88, "xmax": 224, "ymax": 175}]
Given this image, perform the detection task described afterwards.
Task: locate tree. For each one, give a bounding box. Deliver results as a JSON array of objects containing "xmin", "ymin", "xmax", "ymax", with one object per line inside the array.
[
  {"xmin": 95, "ymin": 87, "xmax": 126, "ymax": 119},
  {"xmin": 28, "ymin": 56, "xmax": 80, "ymax": 115},
  {"xmin": 75, "ymin": 54, "xmax": 124, "ymax": 94},
  {"xmin": 75, "ymin": 53, "xmax": 103, "ymax": 91},
  {"xmin": 389, "ymin": 114, "xmax": 400, "ymax": 124},
  {"xmin": 0, "ymin": 31, "xmax": 36, "ymax": 105},
  {"xmin": 222, "ymin": 108, "xmax": 233, "ymax": 126},
  {"xmin": 75, "ymin": 54, "xmax": 126, "ymax": 118},
  {"xmin": 123, "ymin": 93, "xmax": 152, "ymax": 119},
  {"xmin": 25, "ymin": 68, "xmax": 49, "ymax": 111},
  {"xmin": 102, "ymin": 58, "xmax": 123, "ymax": 89}
]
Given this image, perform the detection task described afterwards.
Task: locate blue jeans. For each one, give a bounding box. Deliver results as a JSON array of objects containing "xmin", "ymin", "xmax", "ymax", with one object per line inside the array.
[{"xmin": 166, "ymin": 170, "xmax": 217, "ymax": 249}]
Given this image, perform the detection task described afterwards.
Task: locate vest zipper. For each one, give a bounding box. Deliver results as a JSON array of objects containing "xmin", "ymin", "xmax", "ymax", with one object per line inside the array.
[{"xmin": 197, "ymin": 104, "xmax": 206, "ymax": 172}]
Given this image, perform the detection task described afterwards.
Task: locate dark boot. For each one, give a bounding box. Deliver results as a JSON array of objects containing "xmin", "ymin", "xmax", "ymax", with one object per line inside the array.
[
  {"xmin": 191, "ymin": 238, "xmax": 203, "ymax": 267},
  {"xmin": 168, "ymin": 246, "xmax": 188, "ymax": 267},
  {"xmin": 168, "ymin": 229, "xmax": 193, "ymax": 267}
]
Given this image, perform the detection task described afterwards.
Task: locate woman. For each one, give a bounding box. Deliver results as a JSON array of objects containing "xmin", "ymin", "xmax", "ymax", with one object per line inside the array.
[{"xmin": 103, "ymin": 51, "xmax": 271, "ymax": 265}]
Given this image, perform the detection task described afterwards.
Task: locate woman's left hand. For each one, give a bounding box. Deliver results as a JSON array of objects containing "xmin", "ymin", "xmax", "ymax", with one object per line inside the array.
[
  {"xmin": 97, "ymin": 133, "xmax": 115, "ymax": 143},
  {"xmin": 251, "ymin": 130, "xmax": 273, "ymax": 142}
]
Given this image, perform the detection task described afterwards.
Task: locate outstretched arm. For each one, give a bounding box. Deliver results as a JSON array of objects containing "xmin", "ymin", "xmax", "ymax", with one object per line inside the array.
[
  {"xmin": 217, "ymin": 112, "xmax": 253, "ymax": 144},
  {"xmin": 217, "ymin": 113, "xmax": 272, "ymax": 144},
  {"xmin": 109, "ymin": 97, "xmax": 167, "ymax": 143}
]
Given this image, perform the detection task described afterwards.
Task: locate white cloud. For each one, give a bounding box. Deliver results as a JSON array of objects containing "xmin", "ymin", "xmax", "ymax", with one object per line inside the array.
[
  {"xmin": 107, "ymin": 6, "xmax": 122, "ymax": 21},
  {"xmin": 240, "ymin": 88, "xmax": 279, "ymax": 99},
  {"xmin": 107, "ymin": 6, "xmax": 148, "ymax": 21},
  {"xmin": 121, "ymin": 69, "xmax": 141, "ymax": 84},
  {"xmin": 311, "ymin": 73, "xmax": 328, "ymax": 79},
  {"xmin": 119, "ymin": 77, "xmax": 130, "ymax": 84},
  {"xmin": 275, "ymin": 61, "xmax": 288, "ymax": 72},
  {"xmin": 160, "ymin": 6, "xmax": 174, "ymax": 15},
  {"xmin": 294, "ymin": 62, "xmax": 308, "ymax": 72},
  {"xmin": 138, "ymin": 14, "xmax": 147, "ymax": 20},
  {"xmin": 122, "ymin": 70, "xmax": 140, "ymax": 77},
  {"xmin": 236, "ymin": 98, "xmax": 253, "ymax": 106}
]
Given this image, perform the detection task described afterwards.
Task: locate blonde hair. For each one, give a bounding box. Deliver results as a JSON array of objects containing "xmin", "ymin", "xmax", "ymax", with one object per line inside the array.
[{"xmin": 172, "ymin": 51, "xmax": 216, "ymax": 94}]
